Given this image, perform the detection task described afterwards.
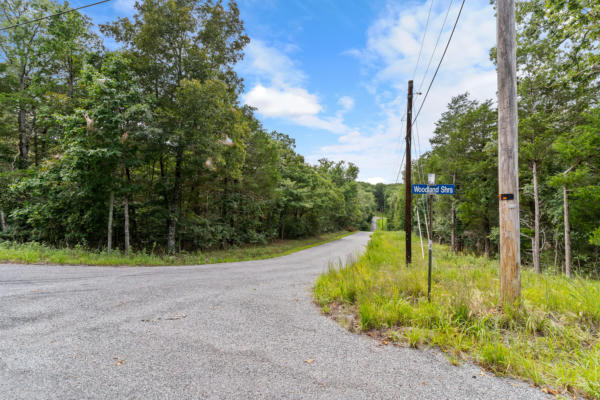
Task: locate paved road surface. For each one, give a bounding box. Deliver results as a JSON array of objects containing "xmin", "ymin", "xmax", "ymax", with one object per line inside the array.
[
  {"xmin": 370, "ymin": 216, "xmax": 379, "ymax": 231},
  {"xmin": 1, "ymin": 232, "xmax": 548, "ymax": 399}
]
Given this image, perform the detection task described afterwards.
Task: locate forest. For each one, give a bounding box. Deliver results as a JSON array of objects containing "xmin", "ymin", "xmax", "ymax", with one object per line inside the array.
[
  {"xmin": 0, "ymin": 0, "xmax": 376, "ymax": 254},
  {"xmin": 384, "ymin": 0, "xmax": 600, "ymax": 276}
]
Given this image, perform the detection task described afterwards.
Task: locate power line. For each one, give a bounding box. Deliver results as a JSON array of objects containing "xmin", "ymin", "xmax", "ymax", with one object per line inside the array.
[
  {"xmin": 417, "ymin": 0, "xmax": 454, "ymax": 93},
  {"xmin": 0, "ymin": 0, "xmax": 111, "ymax": 31},
  {"xmin": 411, "ymin": 0, "xmax": 435, "ymax": 80},
  {"xmin": 394, "ymin": 113, "xmax": 407, "ymax": 183},
  {"xmin": 395, "ymin": 147, "xmax": 405, "ymax": 184},
  {"xmin": 414, "ymin": 122, "xmax": 425, "ymax": 183},
  {"xmin": 413, "ymin": 121, "xmax": 431, "ymax": 244},
  {"xmin": 412, "ymin": 0, "xmax": 466, "ymax": 126}
]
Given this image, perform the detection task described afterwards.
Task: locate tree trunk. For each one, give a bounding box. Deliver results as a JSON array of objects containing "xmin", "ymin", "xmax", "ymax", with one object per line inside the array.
[
  {"xmin": 68, "ymin": 58, "xmax": 74, "ymax": 98},
  {"xmin": 17, "ymin": 69, "xmax": 29, "ymax": 168},
  {"xmin": 18, "ymin": 108, "xmax": 28, "ymax": 168},
  {"xmin": 123, "ymin": 196, "xmax": 130, "ymax": 254},
  {"xmin": 532, "ymin": 160, "xmax": 541, "ymax": 273},
  {"xmin": 34, "ymin": 128, "xmax": 39, "ymax": 166},
  {"xmin": 41, "ymin": 128, "xmax": 47, "ymax": 160},
  {"xmin": 167, "ymin": 148, "xmax": 183, "ymax": 254},
  {"xmin": 563, "ymin": 185, "xmax": 571, "ymax": 277},
  {"xmin": 125, "ymin": 167, "xmax": 136, "ymax": 245},
  {"xmin": 0, "ymin": 209, "xmax": 6, "ymax": 232},
  {"xmin": 160, "ymin": 155, "xmax": 170, "ymax": 238},
  {"xmin": 221, "ymin": 177, "xmax": 229, "ymax": 222},
  {"xmin": 29, "ymin": 113, "xmax": 37, "ymax": 165},
  {"xmin": 554, "ymin": 234, "xmax": 559, "ymax": 270},
  {"xmin": 107, "ymin": 191, "xmax": 114, "ymax": 252},
  {"xmin": 451, "ymin": 171, "xmax": 456, "ymax": 252}
]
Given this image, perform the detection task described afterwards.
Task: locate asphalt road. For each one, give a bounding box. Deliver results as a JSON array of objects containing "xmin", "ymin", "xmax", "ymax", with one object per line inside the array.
[
  {"xmin": 370, "ymin": 216, "xmax": 379, "ymax": 231},
  {"xmin": 0, "ymin": 232, "xmax": 548, "ymax": 399}
]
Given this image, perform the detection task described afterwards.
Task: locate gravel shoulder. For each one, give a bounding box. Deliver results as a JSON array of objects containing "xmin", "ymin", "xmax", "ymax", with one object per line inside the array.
[{"xmin": 0, "ymin": 232, "xmax": 548, "ymax": 399}]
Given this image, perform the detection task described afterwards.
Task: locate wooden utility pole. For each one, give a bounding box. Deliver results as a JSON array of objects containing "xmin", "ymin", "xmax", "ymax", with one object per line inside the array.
[
  {"xmin": 405, "ymin": 80, "xmax": 413, "ymax": 267},
  {"xmin": 497, "ymin": 0, "xmax": 521, "ymax": 304}
]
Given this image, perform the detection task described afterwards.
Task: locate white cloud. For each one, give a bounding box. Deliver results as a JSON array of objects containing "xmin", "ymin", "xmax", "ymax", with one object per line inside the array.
[
  {"xmin": 365, "ymin": 177, "xmax": 386, "ymax": 185},
  {"xmin": 241, "ymin": 39, "xmax": 352, "ymax": 134},
  {"xmin": 339, "ymin": 130, "xmax": 360, "ymax": 143},
  {"xmin": 308, "ymin": 111, "xmax": 406, "ymax": 183},
  {"xmin": 243, "ymin": 85, "xmax": 321, "ymax": 118},
  {"xmin": 239, "ymin": 2, "xmax": 498, "ymax": 183},
  {"xmin": 292, "ymin": 114, "xmax": 348, "ymax": 134},
  {"xmin": 323, "ymin": 0, "xmax": 497, "ymax": 182},
  {"xmin": 338, "ymin": 96, "xmax": 355, "ymax": 113},
  {"xmin": 362, "ymin": 0, "xmax": 497, "ymax": 128},
  {"xmin": 241, "ymin": 40, "xmax": 305, "ymax": 87}
]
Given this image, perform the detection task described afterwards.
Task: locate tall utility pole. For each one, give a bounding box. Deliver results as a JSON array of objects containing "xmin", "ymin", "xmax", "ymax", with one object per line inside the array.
[
  {"xmin": 497, "ymin": 0, "xmax": 521, "ymax": 304},
  {"xmin": 405, "ymin": 80, "xmax": 413, "ymax": 267}
]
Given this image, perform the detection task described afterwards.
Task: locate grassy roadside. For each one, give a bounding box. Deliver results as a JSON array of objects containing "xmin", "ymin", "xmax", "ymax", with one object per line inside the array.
[
  {"xmin": 376, "ymin": 216, "xmax": 388, "ymax": 230},
  {"xmin": 0, "ymin": 231, "xmax": 355, "ymax": 266},
  {"xmin": 314, "ymin": 231, "xmax": 600, "ymax": 399}
]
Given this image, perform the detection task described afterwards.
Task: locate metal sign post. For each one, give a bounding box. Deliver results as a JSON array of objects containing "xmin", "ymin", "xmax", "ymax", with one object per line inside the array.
[
  {"xmin": 427, "ymin": 174, "xmax": 435, "ymax": 302},
  {"xmin": 412, "ymin": 177, "xmax": 455, "ymax": 302}
]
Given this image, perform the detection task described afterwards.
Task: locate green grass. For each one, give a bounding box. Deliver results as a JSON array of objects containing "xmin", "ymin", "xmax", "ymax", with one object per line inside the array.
[
  {"xmin": 0, "ymin": 231, "xmax": 355, "ymax": 266},
  {"xmin": 314, "ymin": 231, "xmax": 600, "ymax": 399},
  {"xmin": 376, "ymin": 217, "xmax": 388, "ymax": 230}
]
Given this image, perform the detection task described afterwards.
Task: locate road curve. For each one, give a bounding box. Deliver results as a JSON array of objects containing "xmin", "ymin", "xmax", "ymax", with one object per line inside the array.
[{"xmin": 0, "ymin": 232, "xmax": 547, "ymax": 400}]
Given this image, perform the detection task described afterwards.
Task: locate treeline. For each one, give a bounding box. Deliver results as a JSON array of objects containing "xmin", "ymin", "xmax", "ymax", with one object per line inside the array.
[
  {"xmin": 0, "ymin": 0, "xmax": 376, "ymax": 253},
  {"xmin": 387, "ymin": 0, "xmax": 600, "ymax": 275}
]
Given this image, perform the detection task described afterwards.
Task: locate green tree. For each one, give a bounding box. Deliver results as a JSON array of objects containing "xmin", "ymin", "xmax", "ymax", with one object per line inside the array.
[
  {"xmin": 0, "ymin": 0, "xmax": 60, "ymax": 168},
  {"xmin": 549, "ymin": 110, "xmax": 600, "ymax": 276}
]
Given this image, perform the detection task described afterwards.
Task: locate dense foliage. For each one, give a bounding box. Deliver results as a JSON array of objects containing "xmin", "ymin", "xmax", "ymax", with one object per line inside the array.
[
  {"xmin": 0, "ymin": 0, "xmax": 375, "ymax": 253},
  {"xmin": 387, "ymin": 0, "xmax": 600, "ymax": 275}
]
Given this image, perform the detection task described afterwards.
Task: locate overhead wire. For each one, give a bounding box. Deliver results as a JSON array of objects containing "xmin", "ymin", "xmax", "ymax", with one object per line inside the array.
[
  {"xmin": 417, "ymin": 0, "xmax": 454, "ymax": 94},
  {"xmin": 399, "ymin": 0, "xmax": 434, "ymax": 186},
  {"xmin": 412, "ymin": 0, "xmax": 455, "ymax": 198},
  {"xmin": 0, "ymin": 0, "xmax": 111, "ymax": 31},
  {"xmin": 395, "ymin": 0, "xmax": 465, "ymax": 249},
  {"xmin": 398, "ymin": 0, "xmax": 436, "ymax": 185},
  {"xmin": 411, "ymin": 0, "xmax": 435, "ymax": 80},
  {"xmin": 394, "ymin": 113, "xmax": 407, "ymax": 183},
  {"xmin": 414, "ymin": 122, "xmax": 430, "ymax": 240},
  {"xmin": 412, "ymin": 0, "xmax": 466, "ymax": 126},
  {"xmin": 411, "ymin": 0, "xmax": 458, "ymax": 242}
]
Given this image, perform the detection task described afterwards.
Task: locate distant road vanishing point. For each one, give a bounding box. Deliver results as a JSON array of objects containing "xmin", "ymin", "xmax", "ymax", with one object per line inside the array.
[{"xmin": 0, "ymin": 232, "xmax": 548, "ymax": 399}]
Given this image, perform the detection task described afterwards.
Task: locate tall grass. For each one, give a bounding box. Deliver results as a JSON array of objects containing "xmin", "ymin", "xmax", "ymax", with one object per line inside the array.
[
  {"xmin": 315, "ymin": 231, "xmax": 600, "ymax": 399},
  {"xmin": 376, "ymin": 216, "xmax": 388, "ymax": 230},
  {"xmin": 0, "ymin": 231, "xmax": 354, "ymax": 266}
]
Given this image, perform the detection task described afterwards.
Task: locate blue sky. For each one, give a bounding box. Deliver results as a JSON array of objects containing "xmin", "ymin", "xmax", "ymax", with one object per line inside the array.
[{"xmin": 73, "ymin": 0, "xmax": 497, "ymax": 184}]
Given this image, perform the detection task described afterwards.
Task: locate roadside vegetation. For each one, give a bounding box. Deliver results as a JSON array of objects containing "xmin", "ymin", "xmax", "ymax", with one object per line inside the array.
[
  {"xmin": 376, "ymin": 215, "xmax": 388, "ymax": 230},
  {"xmin": 0, "ymin": 0, "xmax": 376, "ymax": 255},
  {"xmin": 0, "ymin": 231, "xmax": 354, "ymax": 266},
  {"xmin": 315, "ymin": 231, "xmax": 600, "ymax": 399}
]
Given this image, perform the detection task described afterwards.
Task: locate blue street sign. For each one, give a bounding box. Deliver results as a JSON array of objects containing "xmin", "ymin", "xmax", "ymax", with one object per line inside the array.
[{"xmin": 412, "ymin": 184, "xmax": 455, "ymax": 195}]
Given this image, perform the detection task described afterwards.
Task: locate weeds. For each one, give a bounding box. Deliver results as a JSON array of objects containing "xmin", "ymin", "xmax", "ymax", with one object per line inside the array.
[
  {"xmin": 314, "ymin": 231, "xmax": 600, "ymax": 399},
  {"xmin": 0, "ymin": 231, "xmax": 354, "ymax": 266}
]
